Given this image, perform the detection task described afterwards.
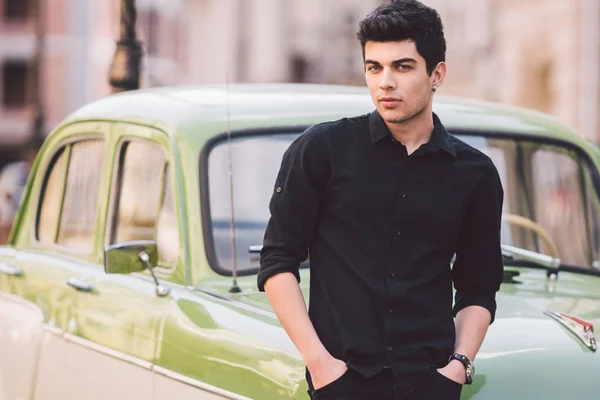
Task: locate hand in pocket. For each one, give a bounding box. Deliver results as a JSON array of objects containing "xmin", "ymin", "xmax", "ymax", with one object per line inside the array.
[{"xmin": 309, "ymin": 356, "xmax": 348, "ymax": 390}]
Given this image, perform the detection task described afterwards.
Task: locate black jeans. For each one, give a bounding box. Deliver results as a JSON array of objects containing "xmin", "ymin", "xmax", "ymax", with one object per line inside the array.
[{"xmin": 307, "ymin": 368, "xmax": 463, "ymax": 400}]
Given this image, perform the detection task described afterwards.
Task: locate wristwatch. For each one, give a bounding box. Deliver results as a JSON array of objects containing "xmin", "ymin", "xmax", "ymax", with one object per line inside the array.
[{"xmin": 448, "ymin": 353, "xmax": 475, "ymax": 384}]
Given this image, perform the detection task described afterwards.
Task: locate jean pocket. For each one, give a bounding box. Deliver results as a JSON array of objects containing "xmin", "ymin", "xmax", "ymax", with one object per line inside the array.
[
  {"xmin": 313, "ymin": 368, "xmax": 351, "ymax": 395},
  {"xmin": 434, "ymin": 370, "xmax": 463, "ymax": 388}
]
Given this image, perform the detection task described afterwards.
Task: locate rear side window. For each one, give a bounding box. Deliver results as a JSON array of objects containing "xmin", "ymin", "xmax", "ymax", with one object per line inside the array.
[
  {"xmin": 37, "ymin": 149, "xmax": 67, "ymax": 243},
  {"xmin": 37, "ymin": 139, "xmax": 105, "ymax": 253},
  {"xmin": 109, "ymin": 140, "xmax": 179, "ymax": 268}
]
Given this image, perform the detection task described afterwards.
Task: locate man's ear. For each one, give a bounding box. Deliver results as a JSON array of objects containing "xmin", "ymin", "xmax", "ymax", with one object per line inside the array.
[{"xmin": 431, "ymin": 61, "xmax": 447, "ymax": 89}]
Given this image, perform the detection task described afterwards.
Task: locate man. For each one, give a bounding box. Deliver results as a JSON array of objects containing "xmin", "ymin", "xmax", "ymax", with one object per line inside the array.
[{"xmin": 258, "ymin": 1, "xmax": 504, "ymax": 399}]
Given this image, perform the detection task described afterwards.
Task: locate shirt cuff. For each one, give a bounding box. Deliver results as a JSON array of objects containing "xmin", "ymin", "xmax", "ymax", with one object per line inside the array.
[
  {"xmin": 453, "ymin": 291, "xmax": 497, "ymax": 325},
  {"xmin": 257, "ymin": 264, "xmax": 301, "ymax": 292}
]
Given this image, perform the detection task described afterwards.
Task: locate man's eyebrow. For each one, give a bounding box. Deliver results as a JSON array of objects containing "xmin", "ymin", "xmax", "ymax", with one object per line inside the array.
[
  {"xmin": 391, "ymin": 58, "xmax": 417, "ymax": 65},
  {"xmin": 364, "ymin": 58, "xmax": 418, "ymax": 65}
]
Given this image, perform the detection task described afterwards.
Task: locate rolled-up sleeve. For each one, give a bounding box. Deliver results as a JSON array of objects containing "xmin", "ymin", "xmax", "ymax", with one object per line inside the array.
[
  {"xmin": 452, "ymin": 160, "xmax": 504, "ymax": 324},
  {"xmin": 257, "ymin": 127, "xmax": 330, "ymax": 291}
]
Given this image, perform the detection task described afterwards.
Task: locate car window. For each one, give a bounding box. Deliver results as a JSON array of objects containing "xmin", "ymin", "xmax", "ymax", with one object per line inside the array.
[
  {"xmin": 456, "ymin": 134, "xmax": 600, "ymax": 268},
  {"xmin": 37, "ymin": 148, "xmax": 68, "ymax": 244},
  {"xmin": 36, "ymin": 139, "xmax": 105, "ymax": 252},
  {"xmin": 531, "ymin": 148, "xmax": 591, "ymax": 266},
  {"xmin": 205, "ymin": 132, "xmax": 600, "ymax": 274},
  {"xmin": 109, "ymin": 140, "xmax": 178, "ymax": 267},
  {"xmin": 56, "ymin": 140, "xmax": 105, "ymax": 252},
  {"xmin": 156, "ymin": 165, "xmax": 179, "ymax": 265},
  {"xmin": 206, "ymin": 133, "xmax": 299, "ymax": 274}
]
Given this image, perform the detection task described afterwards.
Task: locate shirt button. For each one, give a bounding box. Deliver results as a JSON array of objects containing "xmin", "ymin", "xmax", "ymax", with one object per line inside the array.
[
  {"xmin": 387, "ymin": 346, "xmax": 393, "ymax": 352},
  {"xmin": 394, "ymin": 230, "xmax": 401, "ymax": 236},
  {"xmin": 389, "ymin": 271, "xmax": 396, "ymax": 277},
  {"xmin": 386, "ymin": 307, "xmax": 393, "ymax": 314},
  {"xmin": 400, "ymin": 192, "xmax": 407, "ymax": 198}
]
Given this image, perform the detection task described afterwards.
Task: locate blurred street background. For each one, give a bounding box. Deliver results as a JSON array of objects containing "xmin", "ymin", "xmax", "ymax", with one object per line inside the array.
[{"xmin": 0, "ymin": 0, "xmax": 598, "ymax": 242}]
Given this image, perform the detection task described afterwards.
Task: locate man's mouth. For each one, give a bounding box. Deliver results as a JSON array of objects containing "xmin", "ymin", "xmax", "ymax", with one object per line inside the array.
[{"xmin": 379, "ymin": 97, "xmax": 401, "ymax": 107}]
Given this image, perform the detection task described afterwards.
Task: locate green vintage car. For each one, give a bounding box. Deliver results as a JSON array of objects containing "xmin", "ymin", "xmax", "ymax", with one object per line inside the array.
[{"xmin": 1, "ymin": 84, "xmax": 600, "ymax": 400}]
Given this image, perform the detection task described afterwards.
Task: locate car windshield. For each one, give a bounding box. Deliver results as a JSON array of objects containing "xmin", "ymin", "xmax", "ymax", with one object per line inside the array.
[{"xmin": 205, "ymin": 132, "xmax": 600, "ymax": 274}]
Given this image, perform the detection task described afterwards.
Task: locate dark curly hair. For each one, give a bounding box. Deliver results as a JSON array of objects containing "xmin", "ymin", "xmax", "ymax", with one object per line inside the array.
[{"xmin": 357, "ymin": 0, "xmax": 446, "ymax": 76}]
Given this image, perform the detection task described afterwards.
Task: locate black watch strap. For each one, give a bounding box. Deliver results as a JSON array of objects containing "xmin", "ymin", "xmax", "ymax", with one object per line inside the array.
[
  {"xmin": 448, "ymin": 353, "xmax": 470, "ymax": 368},
  {"xmin": 448, "ymin": 353, "xmax": 473, "ymax": 384}
]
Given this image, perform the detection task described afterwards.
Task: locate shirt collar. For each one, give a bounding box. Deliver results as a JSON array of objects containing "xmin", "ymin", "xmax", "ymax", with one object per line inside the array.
[{"xmin": 368, "ymin": 110, "xmax": 457, "ymax": 157}]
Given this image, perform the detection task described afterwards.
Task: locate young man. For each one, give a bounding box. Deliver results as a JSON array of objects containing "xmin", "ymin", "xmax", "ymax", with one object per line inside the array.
[{"xmin": 258, "ymin": 1, "xmax": 504, "ymax": 399}]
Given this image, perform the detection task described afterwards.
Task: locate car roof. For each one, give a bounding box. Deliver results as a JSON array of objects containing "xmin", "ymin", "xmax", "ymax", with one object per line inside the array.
[{"xmin": 64, "ymin": 83, "xmax": 587, "ymax": 148}]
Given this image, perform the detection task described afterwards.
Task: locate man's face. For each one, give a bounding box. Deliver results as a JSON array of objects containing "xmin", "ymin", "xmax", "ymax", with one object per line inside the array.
[{"xmin": 364, "ymin": 40, "xmax": 444, "ymax": 124}]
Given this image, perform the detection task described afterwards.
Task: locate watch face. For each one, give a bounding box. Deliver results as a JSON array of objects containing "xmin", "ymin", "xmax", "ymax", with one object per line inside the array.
[{"xmin": 466, "ymin": 363, "xmax": 475, "ymax": 383}]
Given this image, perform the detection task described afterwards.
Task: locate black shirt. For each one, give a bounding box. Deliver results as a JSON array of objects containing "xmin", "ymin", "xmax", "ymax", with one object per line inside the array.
[{"xmin": 258, "ymin": 111, "xmax": 504, "ymax": 394}]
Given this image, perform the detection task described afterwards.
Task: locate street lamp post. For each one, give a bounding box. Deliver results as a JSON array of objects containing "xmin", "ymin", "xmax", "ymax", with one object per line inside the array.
[
  {"xmin": 109, "ymin": 0, "xmax": 143, "ymax": 92},
  {"xmin": 31, "ymin": 0, "xmax": 45, "ymax": 141}
]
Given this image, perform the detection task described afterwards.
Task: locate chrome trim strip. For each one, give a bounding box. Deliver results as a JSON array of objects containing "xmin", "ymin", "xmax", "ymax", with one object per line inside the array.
[
  {"xmin": 41, "ymin": 324, "xmax": 64, "ymax": 337},
  {"xmin": 544, "ymin": 310, "xmax": 597, "ymax": 351},
  {"xmin": 502, "ymin": 244, "xmax": 561, "ymax": 269},
  {"xmin": 63, "ymin": 333, "xmax": 153, "ymax": 369},
  {"xmin": 152, "ymin": 366, "xmax": 253, "ymax": 400}
]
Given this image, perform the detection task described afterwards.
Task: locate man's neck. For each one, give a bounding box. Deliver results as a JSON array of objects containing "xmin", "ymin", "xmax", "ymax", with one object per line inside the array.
[{"xmin": 384, "ymin": 108, "xmax": 434, "ymax": 155}]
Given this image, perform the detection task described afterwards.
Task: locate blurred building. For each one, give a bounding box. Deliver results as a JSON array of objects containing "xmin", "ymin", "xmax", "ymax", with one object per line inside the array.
[
  {"xmin": 184, "ymin": 0, "xmax": 380, "ymax": 85},
  {"xmin": 0, "ymin": 0, "xmax": 599, "ymax": 147},
  {"xmin": 0, "ymin": 0, "xmax": 115, "ymax": 166},
  {"xmin": 0, "ymin": 0, "xmax": 35, "ymax": 164},
  {"xmin": 0, "ymin": 0, "xmax": 187, "ymax": 165},
  {"xmin": 423, "ymin": 0, "xmax": 599, "ymax": 142}
]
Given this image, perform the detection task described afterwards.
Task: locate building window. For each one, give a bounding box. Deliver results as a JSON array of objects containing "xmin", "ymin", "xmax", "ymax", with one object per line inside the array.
[
  {"xmin": 3, "ymin": 0, "xmax": 30, "ymax": 20},
  {"xmin": 2, "ymin": 61, "xmax": 29, "ymax": 109},
  {"xmin": 290, "ymin": 55, "xmax": 309, "ymax": 83}
]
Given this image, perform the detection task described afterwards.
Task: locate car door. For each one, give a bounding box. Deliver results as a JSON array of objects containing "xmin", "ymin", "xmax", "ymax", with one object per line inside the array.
[
  {"xmin": 0, "ymin": 127, "xmax": 108, "ymax": 400},
  {"xmin": 61, "ymin": 124, "xmax": 182, "ymax": 400},
  {"xmin": 151, "ymin": 130, "xmax": 308, "ymax": 400}
]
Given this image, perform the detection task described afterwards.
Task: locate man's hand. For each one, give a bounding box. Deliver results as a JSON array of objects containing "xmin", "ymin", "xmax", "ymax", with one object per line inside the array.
[
  {"xmin": 306, "ymin": 352, "xmax": 348, "ymax": 390},
  {"xmin": 437, "ymin": 359, "xmax": 466, "ymax": 385}
]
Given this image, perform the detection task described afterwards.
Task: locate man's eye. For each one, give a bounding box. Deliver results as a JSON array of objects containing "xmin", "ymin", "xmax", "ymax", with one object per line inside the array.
[
  {"xmin": 397, "ymin": 65, "xmax": 412, "ymax": 71},
  {"xmin": 368, "ymin": 65, "xmax": 382, "ymax": 71}
]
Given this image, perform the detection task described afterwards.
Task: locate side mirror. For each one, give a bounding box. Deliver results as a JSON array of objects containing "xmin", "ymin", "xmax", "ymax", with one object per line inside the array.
[
  {"xmin": 105, "ymin": 240, "xmax": 157, "ymax": 275},
  {"xmin": 104, "ymin": 240, "xmax": 170, "ymax": 297}
]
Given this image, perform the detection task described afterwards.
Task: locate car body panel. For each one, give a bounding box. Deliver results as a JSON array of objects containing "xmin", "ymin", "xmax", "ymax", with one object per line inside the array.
[
  {"xmin": 0, "ymin": 247, "xmax": 91, "ymax": 400},
  {"xmin": 0, "ymin": 291, "xmax": 43, "ymax": 400},
  {"xmin": 201, "ymin": 267, "xmax": 600, "ymax": 398},
  {"xmin": 153, "ymin": 287, "xmax": 306, "ymax": 399}
]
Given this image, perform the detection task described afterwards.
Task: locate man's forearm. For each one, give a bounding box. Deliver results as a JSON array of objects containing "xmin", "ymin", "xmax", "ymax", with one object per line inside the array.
[
  {"xmin": 264, "ymin": 272, "xmax": 328, "ymax": 365},
  {"xmin": 454, "ymin": 305, "xmax": 492, "ymax": 360}
]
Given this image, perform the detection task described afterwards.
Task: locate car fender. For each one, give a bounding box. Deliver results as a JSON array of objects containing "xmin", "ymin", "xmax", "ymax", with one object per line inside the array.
[{"xmin": 0, "ymin": 292, "xmax": 44, "ymax": 400}]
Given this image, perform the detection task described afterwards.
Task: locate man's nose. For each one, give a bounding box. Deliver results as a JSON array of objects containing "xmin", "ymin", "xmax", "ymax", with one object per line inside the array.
[{"xmin": 379, "ymin": 68, "xmax": 396, "ymax": 90}]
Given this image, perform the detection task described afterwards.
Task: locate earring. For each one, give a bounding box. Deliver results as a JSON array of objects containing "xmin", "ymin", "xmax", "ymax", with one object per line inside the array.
[{"xmin": 432, "ymin": 86, "xmax": 437, "ymax": 93}]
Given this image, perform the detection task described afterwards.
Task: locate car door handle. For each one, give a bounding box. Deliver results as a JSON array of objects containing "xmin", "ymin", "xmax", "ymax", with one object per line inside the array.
[
  {"xmin": 0, "ymin": 262, "xmax": 23, "ymax": 277},
  {"xmin": 67, "ymin": 277, "xmax": 93, "ymax": 292}
]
